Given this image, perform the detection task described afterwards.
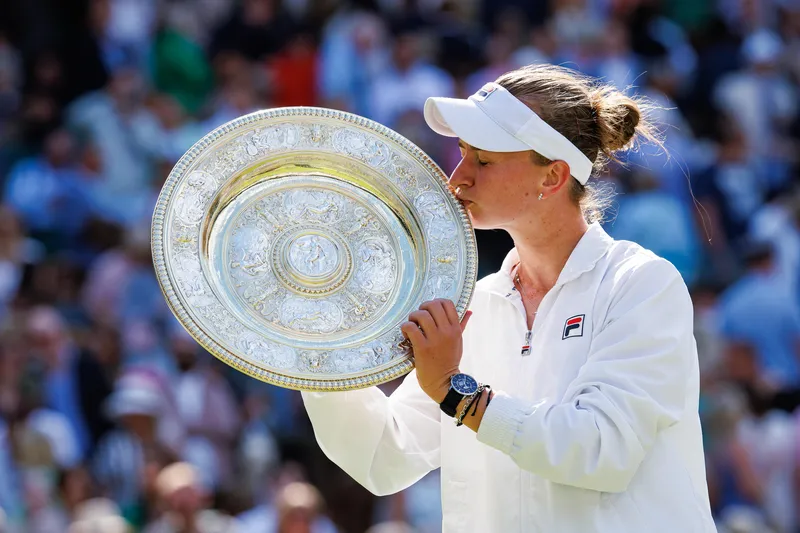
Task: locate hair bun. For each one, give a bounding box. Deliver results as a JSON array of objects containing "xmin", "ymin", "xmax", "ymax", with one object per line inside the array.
[{"xmin": 590, "ymin": 89, "xmax": 641, "ymax": 154}]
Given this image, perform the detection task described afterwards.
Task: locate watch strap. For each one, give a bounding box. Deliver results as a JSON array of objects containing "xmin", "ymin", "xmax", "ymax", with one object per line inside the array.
[{"xmin": 440, "ymin": 387, "xmax": 464, "ymax": 418}]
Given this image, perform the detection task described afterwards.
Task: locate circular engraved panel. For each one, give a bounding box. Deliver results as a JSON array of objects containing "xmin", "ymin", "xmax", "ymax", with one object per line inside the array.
[
  {"xmin": 287, "ymin": 234, "xmax": 340, "ymax": 278},
  {"xmin": 152, "ymin": 107, "xmax": 477, "ymax": 391}
]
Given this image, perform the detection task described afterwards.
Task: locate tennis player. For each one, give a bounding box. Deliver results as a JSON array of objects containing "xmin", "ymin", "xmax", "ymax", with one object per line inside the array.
[{"xmin": 301, "ymin": 64, "xmax": 716, "ymax": 532}]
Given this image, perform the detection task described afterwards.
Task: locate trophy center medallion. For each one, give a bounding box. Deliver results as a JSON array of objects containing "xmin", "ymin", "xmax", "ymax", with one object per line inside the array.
[
  {"xmin": 287, "ymin": 234, "xmax": 340, "ymax": 279},
  {"xmin": 272, "ymin": 226, "xmax": 353, "ymax": 296}
]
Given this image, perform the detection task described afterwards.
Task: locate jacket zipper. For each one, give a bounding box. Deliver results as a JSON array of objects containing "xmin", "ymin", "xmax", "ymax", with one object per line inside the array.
[{"xmin": 521, "ymin": 329, "xmax": 532, "ymax": 356}]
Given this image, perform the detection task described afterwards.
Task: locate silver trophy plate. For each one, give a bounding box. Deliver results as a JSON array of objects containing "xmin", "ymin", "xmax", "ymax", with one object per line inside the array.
[{"xmin": 151, "ymin": 107, "xmax": 477, "ymax": 391}]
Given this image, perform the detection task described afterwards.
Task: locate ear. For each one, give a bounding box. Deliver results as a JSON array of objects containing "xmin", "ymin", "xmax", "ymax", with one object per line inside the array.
[{"xmin": 541, "ymin": 160, "xmax": 572, "ymax": 198}]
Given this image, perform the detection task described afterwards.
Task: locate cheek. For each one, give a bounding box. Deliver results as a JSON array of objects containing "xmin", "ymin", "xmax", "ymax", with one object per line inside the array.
[{"xmin": 483, "ymin": 166, "xmax": 532, "ymax": 200}]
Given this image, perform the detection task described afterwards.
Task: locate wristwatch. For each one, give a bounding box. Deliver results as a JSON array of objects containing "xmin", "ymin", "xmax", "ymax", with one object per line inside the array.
[{"xmin": 440, "ymin": 373, "xmax": 479, "ymax": 417}]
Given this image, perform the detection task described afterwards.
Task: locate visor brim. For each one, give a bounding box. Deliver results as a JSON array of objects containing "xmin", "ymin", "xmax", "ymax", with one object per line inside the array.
[{"xmin": 424, "ymin": 97, "xmax": 531, "ymax": 153}]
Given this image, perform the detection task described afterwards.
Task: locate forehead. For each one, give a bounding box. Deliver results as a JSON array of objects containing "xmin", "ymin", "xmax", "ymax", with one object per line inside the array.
[{"xmin": 457, "ymin": 139, "xmax": 531, "ymax": 159}]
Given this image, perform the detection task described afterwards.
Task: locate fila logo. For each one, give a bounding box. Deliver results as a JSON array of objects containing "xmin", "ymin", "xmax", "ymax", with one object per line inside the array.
[
  {"xmin": 473, "ymin": 83, "xmax": 498, "ymax": 101},
  {"xmin": 562, "ymin": 315, "xmax": 585, "ymax": 340}
]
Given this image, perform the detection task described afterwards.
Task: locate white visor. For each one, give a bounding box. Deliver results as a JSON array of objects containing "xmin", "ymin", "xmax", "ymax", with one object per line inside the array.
[{"xmin": 424, "ymin": 82, "xmax": 594, "ymax": 184}]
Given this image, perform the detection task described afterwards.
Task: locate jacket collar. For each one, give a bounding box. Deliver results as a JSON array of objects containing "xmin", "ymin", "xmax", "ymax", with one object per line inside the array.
[{"xmin": 485, "ymin": 222, "xmax": 615, "ymax": 297}]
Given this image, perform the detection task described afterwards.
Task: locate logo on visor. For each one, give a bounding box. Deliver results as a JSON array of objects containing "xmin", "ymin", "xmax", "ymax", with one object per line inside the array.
[
  {"xmin": 473, "ymin": 83, "xmax": 499, "ymax": 102},
  {"xmin": 562, "ymin": 315, "xmax": 585, "ymax": 339}
]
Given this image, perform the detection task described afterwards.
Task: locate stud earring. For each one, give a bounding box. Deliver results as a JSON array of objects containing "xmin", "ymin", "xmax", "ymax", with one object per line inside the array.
[{"xmin": 538, "ymin": 193, "xmax": 543, "ymax": 201}]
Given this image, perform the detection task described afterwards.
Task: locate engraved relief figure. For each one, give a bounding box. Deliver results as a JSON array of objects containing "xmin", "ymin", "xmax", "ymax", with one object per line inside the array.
[
  {"xmin": 284, "ymin": 189, "xmax": 343, "ymax": 224},
  {"xmin": 236, "ymin": 332, "xmax": 297, "ymax": 369},
  {"xmin": 173, "ymin": 252, "xmax": 215, "ymax": 307},
  {"xmin": 333, "ymin": 129, "xmax": 390, "ymax": 168},
  {"xmin": 229, "ymin": 226, "xmax": 272, "ymax": 276},
  {"xmin": 261, "ymin": 343, "xmax": 297, "ymax": 369},
  {"xmin": 414, "ymin": 191, "xmax": 457, "ymax": 241},
  {"xmin": 355, "ymin": 238, "xmax": 396, "ymax": 294},
  {"xmin": 280, "ymin": 297, "xmax": 343, "ymax": 334},
  {"xmin": 300, "ymin": 350, "xmax": 333, "ymax": 373},
  {"xmin": 343, "ymin": 206, "xmax": 374, "ymax": 236},
  {"xmin": 390, "ymin": 153, "xmax": 418, "ymax": 190},
  {"xmin": 305, "ymin": 124, "xmax": 326, "ymax": 146},
  {"xmin": 288, "ymin": 235, "xmax": 339, "ymax": 277},
  {"xmin": 335, "ymin": 346, "xmax": 377, "ymax": 373},
  {"xmin": 174, "ymin": 171, "xmax": 215, "ymax": 225},
  {"xmin": 253, "ymin": 124, "xmax": 300, "ymax": 151}
]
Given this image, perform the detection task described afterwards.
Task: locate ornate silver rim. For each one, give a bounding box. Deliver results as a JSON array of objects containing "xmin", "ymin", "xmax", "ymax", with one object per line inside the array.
[{"xmin": 151, "ymin": 107, "xmax": 478, "ymax": 391}]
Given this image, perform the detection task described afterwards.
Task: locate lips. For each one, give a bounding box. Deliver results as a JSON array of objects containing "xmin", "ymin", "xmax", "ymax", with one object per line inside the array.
[{"xmin": 452, "ymin": 187, "xmax": 472, "ymax": 204}]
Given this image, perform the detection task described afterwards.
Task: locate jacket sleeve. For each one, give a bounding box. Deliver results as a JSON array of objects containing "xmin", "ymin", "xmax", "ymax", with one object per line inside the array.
[
  {"xmin": 300, "ymin": 369, "xmax": 441, "ymax": 496},
  {"xmin": 476, "ymin": 259, "xmax": 694, "ymax": 493}
]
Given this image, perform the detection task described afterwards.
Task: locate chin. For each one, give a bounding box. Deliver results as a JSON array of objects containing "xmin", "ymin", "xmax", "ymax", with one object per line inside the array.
[
  {"xmin": 466, "ymin": 210, "xmax": 504, "ymax": 231},
  {"xmin": 468, "ymin": 216, "xmax": 493, "ymax": 231}
]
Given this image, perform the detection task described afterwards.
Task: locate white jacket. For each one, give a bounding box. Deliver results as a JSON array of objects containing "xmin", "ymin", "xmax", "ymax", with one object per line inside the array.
[{"xmin": 301, "ymin": 223, "xmax": 716, "ymax": 532}]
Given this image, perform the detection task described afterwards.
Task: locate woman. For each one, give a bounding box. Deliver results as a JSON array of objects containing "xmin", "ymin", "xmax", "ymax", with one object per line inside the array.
[{"xmin": 301, "ymin": 64, "xmax": 716, "ymax": 532}]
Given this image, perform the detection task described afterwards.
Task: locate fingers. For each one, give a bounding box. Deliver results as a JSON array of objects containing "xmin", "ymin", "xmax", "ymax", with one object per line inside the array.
[
  {"xmin": 442, "ymin": 300, "xmax": 459, "ymax": 325},
  {"xmin": 419, "ymin": 300, "xmax": 450, "ymax": 328},
  {"xmin": 407, "ymin": 299, "xmax": 471, "ymax": 339},
  {"xmin": 460, "ymin": 310, "xmax": 472, "ymax": 332},
  {"xmin": 408, "ymin": 309, "xmax": 436, "ymax": 335},
  {"xmin": 400, "ymin": 321, "xmax": 425, "ymax": 346}
]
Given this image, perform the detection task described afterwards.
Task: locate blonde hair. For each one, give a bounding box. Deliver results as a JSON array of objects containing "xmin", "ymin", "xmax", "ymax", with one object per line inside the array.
[{"xmin": 495, "ymin": 64, "xmax": 662, "ymax": 223}]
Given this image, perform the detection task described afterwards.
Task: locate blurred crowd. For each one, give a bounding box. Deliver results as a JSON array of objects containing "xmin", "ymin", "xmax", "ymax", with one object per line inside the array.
[{"xmin": 0, "ymin": 0, "xmax": 799, "ymax": 531}]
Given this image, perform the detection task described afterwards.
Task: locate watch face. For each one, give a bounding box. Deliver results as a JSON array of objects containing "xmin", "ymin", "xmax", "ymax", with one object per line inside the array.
[{"xmin": 451, "ymin": 373, "xmax": 478, "ymax": 395}]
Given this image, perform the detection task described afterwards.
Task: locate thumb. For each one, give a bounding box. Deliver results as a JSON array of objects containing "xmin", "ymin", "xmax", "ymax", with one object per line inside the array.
[{"xmin": 460, "ymin": 310, "xmax": 473, "ymax": 332}]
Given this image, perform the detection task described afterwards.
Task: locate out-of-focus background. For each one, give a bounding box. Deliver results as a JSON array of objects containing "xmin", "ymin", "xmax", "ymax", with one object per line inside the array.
[{"xmin": 0, "ymin": 0, "xmax": 799, "ymax": 532}]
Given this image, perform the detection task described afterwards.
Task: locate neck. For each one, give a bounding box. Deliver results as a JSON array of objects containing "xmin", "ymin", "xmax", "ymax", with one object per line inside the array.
[{"xmin": 508, "ymin": 210, "xmax": 589, "ymax": 291}]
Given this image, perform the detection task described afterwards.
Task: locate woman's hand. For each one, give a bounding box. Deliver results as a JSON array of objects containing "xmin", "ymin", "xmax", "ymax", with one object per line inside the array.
[{"xmin": 400, "ymin": 299, "xmax": 472, "ymax": 403}]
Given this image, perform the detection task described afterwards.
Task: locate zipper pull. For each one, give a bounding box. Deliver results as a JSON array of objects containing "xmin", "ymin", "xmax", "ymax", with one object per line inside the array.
[{"xmin": 521, "ymin": 330, "xmax": 532, "ymax": 356}]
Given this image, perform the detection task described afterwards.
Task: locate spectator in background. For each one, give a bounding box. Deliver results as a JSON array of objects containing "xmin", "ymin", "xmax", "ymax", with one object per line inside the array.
[
  {"xmin": 237, "ymin": 387, "xmax": 280, "ymax": 502},
  {"xmin": 65, "ymin": 66, "xmax": 161, "ymax": 228},
  {"xmin": 102, "ymin": 0, "xmax": 159, "ymax": 70},
  {"xmin": 717, "ymin": 241, "xmax": 800, "ymax": 390},
  {"xmin": 0, "ymin": 206, "xmax": 43, "ymax": 320},
  {"xmin": 209, "ymin": 0, "xmax": 295, "ymax": 62},
  {"xmin": 713, "ymin": 29, "xmax": 798, "ymax": 191},
  {"xmin": 149, "ymin": 26, "xmax": 214, "ymax": 118},
  {"xmin": 712, "ymin": 339, "xmax": 798, "ymax": 532},
  {"xmin": 593, "ymin": 19, "xmax": 642, "ymax": 92},
  {"xmin": 368, "ymin": 20, "xmax": 453, "ymax": 128},
  {"xmin": 52, "ymin": 466, "xmax": 96, "ymax": 531},
  {"xmin": 67, "ymin": 497, "xmax": 130, "ymax": 533},
  {"xmin": 693, "ymin": 121, "xmax": 766, "ymax": 283},
  {"xmin": 268, "ymin": 30, "xmax": 318, "ymax": 108},
  {"xmin": 16, "ymin": 363, "xmax": 82, "ymax": 471},
  {"xmin": 82, "ymin": 223, "xmax": 152, "ymax": 328},
  {"xmin": 171, "ymin": 326, "xmax": 241, "ymax": 493},
  {"xmin": 93, "ymin": 369, "xmax": 180, "ymax": 526},
  {"xmin": 749, "ymin": 187, "xmax": 800, "ymax": 299},
  {"xmin": 703, "ymin": 385, "xmax": 765, "ymax": 527},
  {"xmin": 3, "ymin": 129, "xmax": 94, "ymax": 253},
  {"xmin": 273, "ymin": 482, "xmax": 330, "ymax": 533},
  {"xmin": 607, "ymin": 168, "xmax": 701, "ymax": 286},
  {"xmin": 465, "ymin": 32, "xmax": 516, "ymax": 95},
  {"xmin": 144, "ymin": 462, "xmax": 237, "ymax": 533},
  {"xmin": 25, "ymin": 306, "xmax": 112, "ymax": 460},
  {"xmin": 236, "ymin": 462, "xmax": 338, "ymax": 533},
  {"xmin": 317, "ymin": 5, "xmax": 388, "ymax": 116}
]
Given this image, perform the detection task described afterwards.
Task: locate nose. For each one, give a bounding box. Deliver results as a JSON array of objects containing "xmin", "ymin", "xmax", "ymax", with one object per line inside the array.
[{"xmin": 448, "ymin": 156, "xmax": 474, "ymax": 192}]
